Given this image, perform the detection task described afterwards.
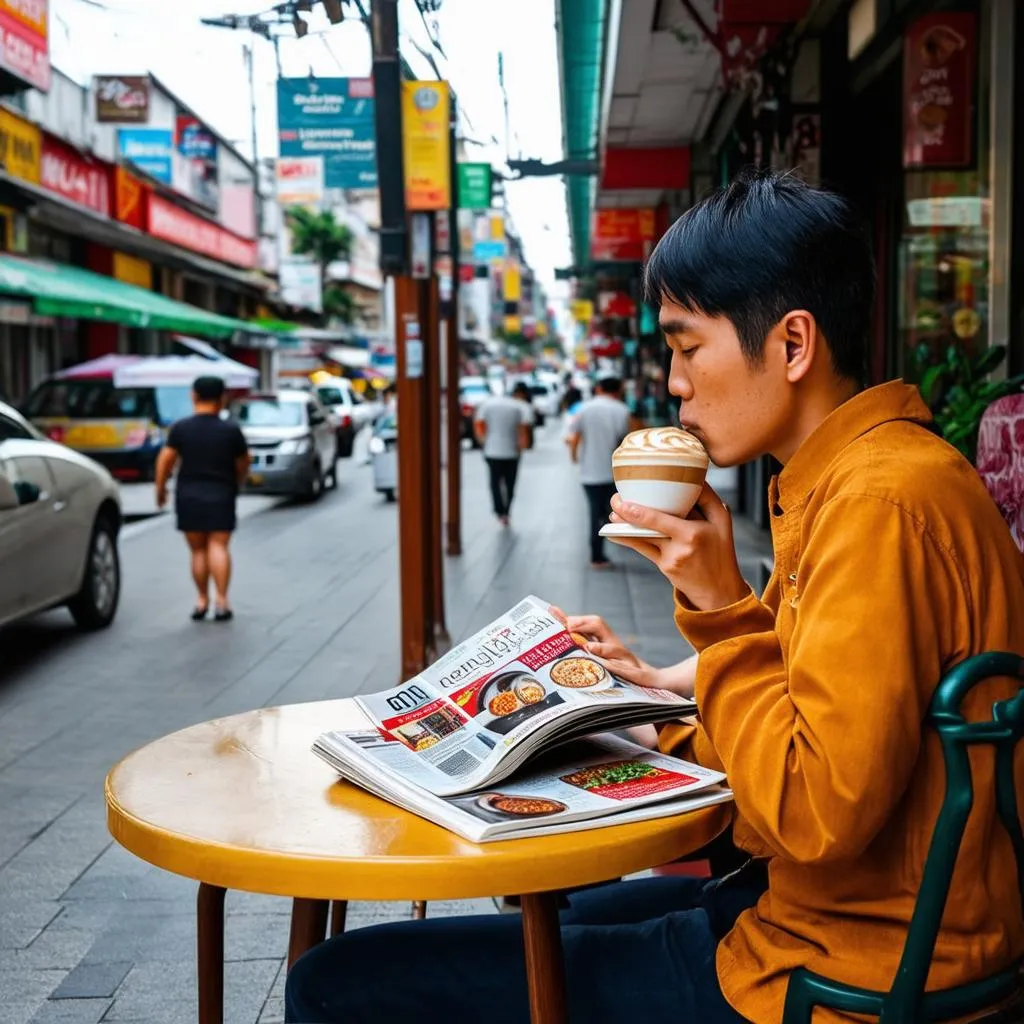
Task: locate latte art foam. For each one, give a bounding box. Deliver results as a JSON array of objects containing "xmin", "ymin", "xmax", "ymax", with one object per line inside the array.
[{"xmin": 612, "ymin": 427, "xmax": 708, "ymax": 466}]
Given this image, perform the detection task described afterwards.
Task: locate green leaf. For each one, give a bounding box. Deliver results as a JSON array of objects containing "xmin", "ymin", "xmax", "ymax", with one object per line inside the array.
[
  {"xmin": 920, "ymin": 365, "xmax": 946, "ymax": 404},
  {"xmin": 972, "ymin": 345, "xmax": 1007, "ymax": 377}
]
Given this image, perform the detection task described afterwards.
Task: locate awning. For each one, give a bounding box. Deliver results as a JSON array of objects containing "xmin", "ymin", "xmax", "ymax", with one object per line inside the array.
[
  {"xmin": 0, "ymin": 254, "xmax": 253, "ymax": 340},
  {"xmin": 327, "ymin": 345, "xmax": 370, "ymax": 370},
  {"xmin": 113, "ymin": 354, "xmax": 258, "ymax": 390}
]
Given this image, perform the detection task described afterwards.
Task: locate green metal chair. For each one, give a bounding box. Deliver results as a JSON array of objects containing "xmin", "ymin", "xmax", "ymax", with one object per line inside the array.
[{"xmin": 782, "ymin": 652, "xmax": 1024, "ymax": 1024}]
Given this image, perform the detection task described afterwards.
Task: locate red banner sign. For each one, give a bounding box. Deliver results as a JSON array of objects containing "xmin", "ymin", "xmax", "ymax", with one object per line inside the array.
[
  {"xmin": 903, "ymin": 12, "xmax": 976, "ymax": 169},
  {"xmin": 591, "ymin": 208, "xmax": 655, "ymax": 262},
  {"xmin": 0, "ymin": 0, "xmax": 49, "ymax": 91},
  {"xmin": 40, "ymin": 134, "xmax": 110, "ymax": 216},
  {"xmin": 147, "ymin": 193, "xmax": 257, "ymax": 269}
]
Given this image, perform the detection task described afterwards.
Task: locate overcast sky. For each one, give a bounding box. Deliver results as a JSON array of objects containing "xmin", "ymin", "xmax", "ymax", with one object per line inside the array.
[{"xmin": 48, "ymin": 0, "xmax": 573, "ymax": 309}]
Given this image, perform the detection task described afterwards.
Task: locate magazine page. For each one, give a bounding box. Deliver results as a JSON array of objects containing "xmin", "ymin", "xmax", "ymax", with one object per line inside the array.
[
  {"xmin": 347, "ymin": 596, "xmax": 695, "ymax": 794},
  {"xmin": 315, "ymin": 731, "xmax": 730, "ymax": 842}
]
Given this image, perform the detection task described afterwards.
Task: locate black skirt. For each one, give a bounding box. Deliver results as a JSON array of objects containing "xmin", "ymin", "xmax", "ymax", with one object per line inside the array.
[{"xmin": 175, "ymin": 494, "xmax": 237, "ymax": 533}]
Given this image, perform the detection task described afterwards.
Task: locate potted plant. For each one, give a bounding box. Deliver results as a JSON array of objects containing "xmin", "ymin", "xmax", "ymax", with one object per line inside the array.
[{"xmin": 918, "ymin": 343, "xmax": 1024, "ymax": 462}]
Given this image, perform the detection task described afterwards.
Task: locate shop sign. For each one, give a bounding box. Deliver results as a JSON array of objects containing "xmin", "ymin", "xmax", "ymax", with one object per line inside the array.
[
  {"xmin": 275, "ymin": 155, "xmax": 323, "ymax": 207},
  {"xmin": 40, "ymin": 134, "xmax": 110, "ymax": 215},
  {"xmin": 903, "ymin": 13, "xmax": 976, "ymax": 169},
  {"xmin": 401, "ymin": 80, "xmax": 451, "ymax": 212},
  {"xmin": 0, "ymin": 107, "xmax": 40, "ymax": 184},
  {"xmin": 279, "ymin": 259, "xmax": 322, "ymax": 313},
  {"xmin": 457, "ymin": 163, "xmax": 491, "ymax": 209},
  {"xmin": 174, "ymin": 114, "xmax": 218, "ymax": 211},
  {"xmin": 113, "ymin": 166, "xmax": 146, "ymax": 229},
  {"xmin": 147, "ymin": 193, "xmax": 257, "ymax": 268},
  {"xmin": 94, "ymin": 74, "xmax": 150, "ymax": 123},
  {"xmin": 906, "ymin": 196, "xmax": 985, "ymax": 228},
  {"xmin": 0, "ymin": 0, "xmax": 49, "ymax": 92},
  {"xmin": 112, "ymin": 251, "xmax": 152, "ymax": 289},
  {"xmin": 277, "ymin": 77, "xmax": 376, "ymax": 190},
  {"xmin": 503, "ymin": 260, "xmax": 521, "ymax": 303},
  {"xmin": 591, "ymin": 208, "xmax": 655, "ymax": 262},
  {"xmin": 118, "ymin": 127, "xmax": 172, "ymax": 184},
  {"xmin": 570, "ymin": 299, "xmax": 593, "ymax": 324}
]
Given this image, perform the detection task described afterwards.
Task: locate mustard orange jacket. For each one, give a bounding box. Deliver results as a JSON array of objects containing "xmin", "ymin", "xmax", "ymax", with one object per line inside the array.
[{"xmin": 661, "ymin": 381, "xmax": 1024, "ymax": 1023}]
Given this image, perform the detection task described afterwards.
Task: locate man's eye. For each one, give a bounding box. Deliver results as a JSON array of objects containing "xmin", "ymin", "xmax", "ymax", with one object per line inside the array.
[{"xmin": 680, "ymin": 347, "xmax": 697, "ymax": 357}]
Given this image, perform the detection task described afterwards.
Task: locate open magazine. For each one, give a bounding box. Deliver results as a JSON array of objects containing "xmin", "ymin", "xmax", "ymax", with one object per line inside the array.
[{"xmin": 313, "ymin": 596, "xmax": 732, "ymax": 841}]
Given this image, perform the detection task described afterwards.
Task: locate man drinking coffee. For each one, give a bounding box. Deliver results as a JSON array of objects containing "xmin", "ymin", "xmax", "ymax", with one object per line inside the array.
[{"xmin": 285, "ymin": 171, "xmax": 1024, "ymax": 1024}]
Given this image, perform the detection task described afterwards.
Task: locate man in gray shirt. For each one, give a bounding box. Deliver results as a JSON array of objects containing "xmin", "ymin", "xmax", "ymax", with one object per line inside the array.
[
  {"xmin": 567, "ymin": 377, "xmax": 634, "ymax": 567},
  {"xmin": 474, "ymin": 384, "xmax": 534, "ymax": 525}
]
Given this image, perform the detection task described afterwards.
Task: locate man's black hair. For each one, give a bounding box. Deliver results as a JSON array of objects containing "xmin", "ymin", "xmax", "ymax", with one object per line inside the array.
[
  {"xmin": 512, "ymin": 381, "xmax": 530, "ymax": 398},
  {"xmin": 193, "ymin": 375, "xmax": 226, "ymax": 402},
  {"xmin": 644, "ymin": 170, "xmax": 874, "ymax": 383},
  {"xmin": 597, "ymin": 376, "xmax": 622, "ymax": 395}
]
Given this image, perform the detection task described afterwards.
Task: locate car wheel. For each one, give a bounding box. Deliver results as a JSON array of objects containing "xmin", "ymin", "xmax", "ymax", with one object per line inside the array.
[
  {"xmin": 383, "ymin": 489, "xmax": 396, "ymax": 503},
  {"xmin": 68, "ymin": 514, "xmax": 120, "ymax": 630},
  {"xmin": 303, "ymin": 461, "xmax": 324, "ymax": 502}
]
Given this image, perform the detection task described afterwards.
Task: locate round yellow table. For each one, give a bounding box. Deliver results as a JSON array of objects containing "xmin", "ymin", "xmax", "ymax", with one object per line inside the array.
[{"xmin": 105, "ymin": 700, "xmax": 730, "ymax": 1024}]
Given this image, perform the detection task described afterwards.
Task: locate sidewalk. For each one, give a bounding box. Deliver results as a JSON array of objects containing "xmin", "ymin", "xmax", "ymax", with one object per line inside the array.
[{"xmin": 0, "ymin": 421, "xmax": 772, "ymax": 1024}]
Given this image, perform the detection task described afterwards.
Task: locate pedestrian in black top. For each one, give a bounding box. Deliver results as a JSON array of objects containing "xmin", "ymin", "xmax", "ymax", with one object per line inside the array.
[{"xmin": 154, "ymin": 375, "xmax": 250, "ymax": 622}]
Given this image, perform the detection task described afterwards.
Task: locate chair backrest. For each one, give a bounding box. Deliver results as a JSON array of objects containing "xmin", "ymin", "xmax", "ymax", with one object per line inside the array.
[{"xmin": 887, "ymin": 652, "xmax": 1024, "ymax": 1019}]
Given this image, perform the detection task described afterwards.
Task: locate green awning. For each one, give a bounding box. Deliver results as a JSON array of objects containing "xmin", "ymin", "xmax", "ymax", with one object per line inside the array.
[{"xmin": 0, "ymin": 254, "xmax": 251, "ymax": 340}]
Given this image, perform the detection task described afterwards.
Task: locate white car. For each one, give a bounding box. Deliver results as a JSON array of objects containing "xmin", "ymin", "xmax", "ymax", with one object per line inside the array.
[
  {"xmin": 0, "ymin": 400, "xmax": 122, "ymax": 630},
  {"xmin": 312, "ymin": 379, "xmax": 381, "ymax": 458},
  {"xmin": 368, "ymin": 411, "xmax": 397, "ymax": 502}
]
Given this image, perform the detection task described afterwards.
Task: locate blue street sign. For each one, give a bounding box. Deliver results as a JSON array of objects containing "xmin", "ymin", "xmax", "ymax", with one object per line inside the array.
[{"xmin": 277, "ymin": 77, "xmax": 378, "ymax": 190}]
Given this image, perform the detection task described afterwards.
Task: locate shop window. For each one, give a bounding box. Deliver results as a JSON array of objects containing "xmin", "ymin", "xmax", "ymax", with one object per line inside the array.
[{"xmin": 898, "ymin": 171, "xmax": 990, "ymax": 385}]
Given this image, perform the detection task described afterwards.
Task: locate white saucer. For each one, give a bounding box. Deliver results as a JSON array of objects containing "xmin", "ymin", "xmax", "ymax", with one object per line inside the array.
[{"xmin": 599, "ymin": 523, "xmax": 667, "ymax": 540}]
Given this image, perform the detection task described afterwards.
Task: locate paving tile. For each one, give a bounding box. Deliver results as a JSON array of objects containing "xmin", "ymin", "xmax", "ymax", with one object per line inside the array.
[
  {"xmin": 49, "ymin": 961, "xmax": 132, "ymax": 1000},
  {"xmin": 0, "ymin": 901, "xmax": 63, "ymax": 950},
  {"xmin": 27, "ymin": 998, "xmax": 111, "ymax": 1024},
  {"xmin": 0, "ymin": 968, "xmax": 66, "ymax": 1024}
]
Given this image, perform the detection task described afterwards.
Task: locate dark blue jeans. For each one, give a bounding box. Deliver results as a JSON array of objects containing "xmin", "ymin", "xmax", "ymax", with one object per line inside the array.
[{"xmin": 285, "ymin": 861, "xmax": 766, "ymax": 1023}]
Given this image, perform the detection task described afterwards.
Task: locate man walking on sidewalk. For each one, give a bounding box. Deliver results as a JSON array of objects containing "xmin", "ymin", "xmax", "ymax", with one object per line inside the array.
[
  {"xmin": 567, "ymin": 376, "xmax": 635, "ymax": 568},
  {"xmin": 155, "ymin": 375, "xmax": 250, "ymax": 622},
  {"xmin": 474, "ymin": 383, "xmax": 533, "ymax": 526}
]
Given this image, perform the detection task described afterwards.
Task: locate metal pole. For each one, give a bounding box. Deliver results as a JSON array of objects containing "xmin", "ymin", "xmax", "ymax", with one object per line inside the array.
[
  {"xmin": 445, "ymin": 97, "xmax": 462, "ymax": 556},
  {"xmin": 244, "ymin": 44, "xmax": 259, "ymax": 165}
]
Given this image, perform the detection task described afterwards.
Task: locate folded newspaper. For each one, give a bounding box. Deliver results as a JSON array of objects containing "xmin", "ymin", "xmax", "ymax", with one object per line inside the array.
[{"xmin": 313, "ymin": 596, "xmax": 732, "ymax": 841}]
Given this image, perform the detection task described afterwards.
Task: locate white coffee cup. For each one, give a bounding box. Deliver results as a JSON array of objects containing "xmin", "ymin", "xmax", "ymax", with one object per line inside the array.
[{"xmin": 611, "ymin": 427, "xmax": 709, "ymax": 518}]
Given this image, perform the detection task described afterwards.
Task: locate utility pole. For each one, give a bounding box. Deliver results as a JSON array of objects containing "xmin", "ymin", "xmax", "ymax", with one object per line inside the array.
[
  {"xmin": 444, "ymin": 96, "xmax": 462, "ymax": 557},
  {"xmin": 243, "ymin": 44, "xmax": 259, "ymax": 165},
  {"xmin": 371, "ymin": 0, "xmax": 443, "ymax": 679}
]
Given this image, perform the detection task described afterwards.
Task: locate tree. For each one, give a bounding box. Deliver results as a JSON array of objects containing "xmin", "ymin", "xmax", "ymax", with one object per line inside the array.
[{"xmin": 285, "ymin": 207, "xmax": 355, "ymax": 324}]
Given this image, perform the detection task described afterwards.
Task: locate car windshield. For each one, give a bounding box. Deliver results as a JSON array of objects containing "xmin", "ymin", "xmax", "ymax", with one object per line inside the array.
[
  {"xmin": 231, "ymin": 399, "xmax": 304, "ymax": 427},
  {"xmin": 154, "ymin": 387, "xmax": 194, "ymax": 426},
  {"xmin": 529, "ymin": 385, "xmax": 547, "ymax": 397},
  {"xmin": 460, "ymin": 382, "xmax": 489, "ymax": 395},
  {"xmin": 25, "ymin": 381, "xmax": 158, "ymax": 420},
  {"xmin": 317, "ymin": 387, "xmax": 349, "ymax": 407},
  {"xmin": 376, "ymin": 413, "xmax": 397, "ymax": 432}
]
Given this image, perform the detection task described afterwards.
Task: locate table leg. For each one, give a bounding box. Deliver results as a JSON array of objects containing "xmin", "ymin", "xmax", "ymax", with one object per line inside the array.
[
  {"xmin": 412, "ymin": 900, "xmax": 427, "ymax": 919},
  {"xmin": 329, "ymin": 900, "xmax": 348, "ymax": 936},
  {"xmin": 197, "ymin": 883, "xmax": 226, "ymax": 1024},
  {"xmin": 520, "ymin": 892, "xmax": 568, "ymax": 1024},
  {"xmin": 288, "ymin": 898, "xmax": 329, "ymax": 970}
]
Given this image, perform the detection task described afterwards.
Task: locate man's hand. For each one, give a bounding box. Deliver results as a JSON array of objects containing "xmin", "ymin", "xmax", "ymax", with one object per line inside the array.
[
  {"xmin": 156, "ymin": 485, "xmax": 168, "ymax": 509},
  {"xmin": 548, "ymin": 606, "xmax": 698, "ymax": 697},
  {"xmin": 607, "ymin": 482, "xmax": 750, "ymax": 612}
]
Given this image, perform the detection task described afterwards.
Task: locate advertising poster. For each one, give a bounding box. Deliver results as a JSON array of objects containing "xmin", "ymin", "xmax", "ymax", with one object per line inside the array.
[
  {"xmin": 276, "ymin": 155, "xmax": 324, "ymax": 207},
  {"xmin": 457, "ymin": 162, "xmax": 491, "ymax": 209},
  {"xmin": 903, "ymin": 12, "xmax": 976, "ymax": 169},
  {"xmin": 118, "ymin": 127, "xmax": 172, "ymax": 185},
  {"xmin": 591, "ymin": 208, "xmax": 655, "ymax": 261},
  {"xmin": 277, "ymin": 77, "xmax": 377, "ymax": 190},
  {"xmin": 401, "ymin": 80, "xmax": 451, "ymax": 211}
]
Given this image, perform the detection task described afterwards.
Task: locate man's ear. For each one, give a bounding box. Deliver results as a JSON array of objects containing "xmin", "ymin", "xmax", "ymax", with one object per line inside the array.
[{"xmin": 778, "ymin": 310, "xmax": 816, "ymax": 383}]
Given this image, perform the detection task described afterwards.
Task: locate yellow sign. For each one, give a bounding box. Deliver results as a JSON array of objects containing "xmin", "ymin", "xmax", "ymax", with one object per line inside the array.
[
  {"xmin": 503, "ymin": 260, "xmax": 521, "ymax": 303},
  {"xmin": 504, "ymin": 315, "xmax": 521, "ymax": 335},
  {"xmin": 489, "ymin": 212, "xmax": 505, "ymax": 241},
  {"xmin": 113, "ymin": 252, "xmax": 153, "ymax": 290},
  {"xmin": 402, "ymin": 81, "xmax": 451, "ymax": 211},
  {"xmin": 570, "ymin": 299, "xmax": 594, "ymax": 323},
  {"xmin": 536, "ymin": 322, "xmax": 548, "ymax": 338},
  {"xmin": 0, "ymin": 108, "xmax": 40, "ymax": 185}
]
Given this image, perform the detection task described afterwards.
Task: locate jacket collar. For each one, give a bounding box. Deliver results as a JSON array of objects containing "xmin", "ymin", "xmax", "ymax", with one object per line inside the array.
[{"xmin": 773, "ymin": 380, "xmax": 934, "ymax": 512}]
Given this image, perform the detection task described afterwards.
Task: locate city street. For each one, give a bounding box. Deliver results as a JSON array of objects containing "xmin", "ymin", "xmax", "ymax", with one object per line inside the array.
[{"xmin": 0, "ymin": 424, "xmax": 769, "ymax": 1024}]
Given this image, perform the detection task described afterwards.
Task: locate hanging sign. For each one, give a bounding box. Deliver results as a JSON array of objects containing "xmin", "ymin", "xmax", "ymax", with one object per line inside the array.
[{"xmin": 401, "ymin": 80, "xmax": 451, "ymax": 211}]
